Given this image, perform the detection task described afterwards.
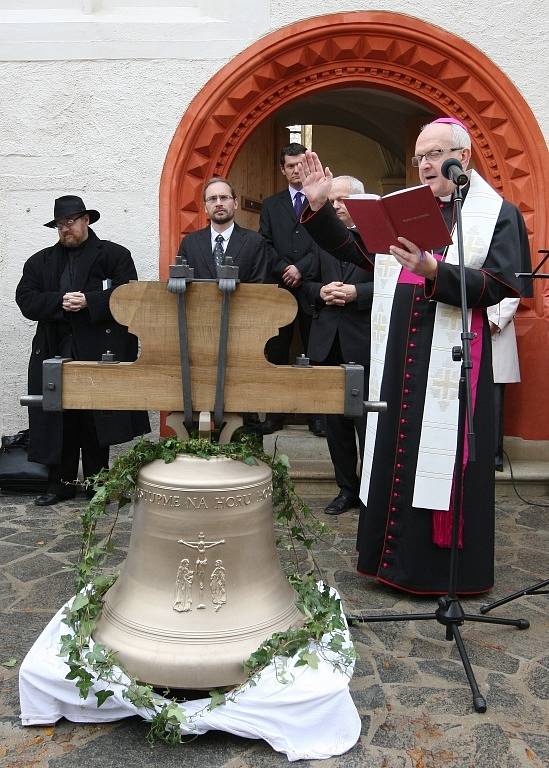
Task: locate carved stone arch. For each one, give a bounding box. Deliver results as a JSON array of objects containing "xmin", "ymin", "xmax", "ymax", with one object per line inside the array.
[{"xmin": 160, "ymin": 11, "xmax": 549, "ymax": 439}]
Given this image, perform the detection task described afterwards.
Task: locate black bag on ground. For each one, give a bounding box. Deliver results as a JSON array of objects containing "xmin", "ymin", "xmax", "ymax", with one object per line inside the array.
[{"xmin": 0, "ymin": 429, "xmax": 49, "ymax": 493}]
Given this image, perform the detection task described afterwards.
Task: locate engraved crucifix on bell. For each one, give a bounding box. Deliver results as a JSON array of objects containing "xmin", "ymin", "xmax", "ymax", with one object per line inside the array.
[{"xmin": 176, "ymin": 531, "xmax": 225, "ymax": 611}]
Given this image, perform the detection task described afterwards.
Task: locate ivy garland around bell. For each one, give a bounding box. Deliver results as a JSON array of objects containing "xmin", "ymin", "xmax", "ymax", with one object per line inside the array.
[{"xmin": 59, "ymin": 435, "xmax": 356, "ymax": 745}]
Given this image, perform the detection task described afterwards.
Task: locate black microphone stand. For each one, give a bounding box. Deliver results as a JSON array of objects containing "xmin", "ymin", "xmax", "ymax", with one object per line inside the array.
[
  {"xmin": 479, "ymin": 249, "xmax": 549, "ymax": 614},
  {"xmin": 348, "ymin": 176, "xmax": 529, "ymax": 713}
]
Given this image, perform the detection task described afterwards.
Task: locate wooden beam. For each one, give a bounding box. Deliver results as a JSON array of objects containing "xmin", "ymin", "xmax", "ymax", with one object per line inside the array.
[{"xmin": 60, "ymin": 281, "xmax": 356, "ymax": 414}]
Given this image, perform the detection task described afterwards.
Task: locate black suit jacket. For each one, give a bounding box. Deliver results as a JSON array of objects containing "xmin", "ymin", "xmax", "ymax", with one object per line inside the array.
[
  {"xmin": 177, "ymin": 223, "xmax": 268, "ymax": 282},
  {"xmin": 259, "ymin": 189, "xmax": 324, "ymax": 282},
  {"xmin": 301, "ymin": 231, "xmax": 373, "ymax": 368}
]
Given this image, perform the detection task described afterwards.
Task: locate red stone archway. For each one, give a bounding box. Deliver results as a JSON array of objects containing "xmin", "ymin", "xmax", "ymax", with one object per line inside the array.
[{"xmin": 159, "ymin": 11, "xmax": 549, "ymax": 440}]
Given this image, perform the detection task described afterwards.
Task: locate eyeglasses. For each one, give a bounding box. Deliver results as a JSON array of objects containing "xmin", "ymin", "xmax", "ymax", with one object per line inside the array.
[
  {"xmin": 55, "ymin": 213, "xmax": 85, "ymax": 229},
  {"xmin": 411, "ymin": 148, "xmax": 463, "ymax": 167},
  {"xmin": 204, "ymin": 194, "xmax": 234, "ymax": 204}
]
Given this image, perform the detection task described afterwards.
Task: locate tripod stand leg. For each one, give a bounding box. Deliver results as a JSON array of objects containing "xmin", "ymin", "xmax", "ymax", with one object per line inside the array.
[
  {"xmin": 346, "ymin": 612, "xmax": 435, "ymax": 625},
  {"xmin": 480, "ymin": 579, "xmax": 549, "ymax": 614},
  {"xmin": 463, "ymin": 613, "xmax": 529, "ymax": 629},
  {"xmin": 450, "ymin": 623, "xmax": 487, "ymax": 713}
]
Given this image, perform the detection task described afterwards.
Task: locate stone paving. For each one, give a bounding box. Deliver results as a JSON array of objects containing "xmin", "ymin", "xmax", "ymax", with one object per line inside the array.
[{"xmin": 0, "ymin": 484, "xmax": 548, "ymax": 767}]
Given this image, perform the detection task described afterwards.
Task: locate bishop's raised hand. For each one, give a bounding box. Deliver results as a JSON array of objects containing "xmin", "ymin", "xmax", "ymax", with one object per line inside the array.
[{"xmin": 297, "ymin": 150, "xmax": 333, "ymax": 211}]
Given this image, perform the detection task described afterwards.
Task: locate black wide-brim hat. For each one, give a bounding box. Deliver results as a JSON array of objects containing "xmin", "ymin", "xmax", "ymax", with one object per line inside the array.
[{"xmin": 44, "ymin": 195, "xmax": 100, "ymax": 228}]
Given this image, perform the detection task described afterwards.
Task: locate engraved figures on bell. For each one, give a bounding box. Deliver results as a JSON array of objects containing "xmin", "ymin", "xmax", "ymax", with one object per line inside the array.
[
  {"xmin": 210, "ymin": 560, "xmax": 227, "ymax": 612},
  {"xmin": 175, "ymin": 531, "xmax": 226, "ymax": 611},
  {"xmin": 173, "ymin": 558, "xmax": 194, "ymax": 613}
]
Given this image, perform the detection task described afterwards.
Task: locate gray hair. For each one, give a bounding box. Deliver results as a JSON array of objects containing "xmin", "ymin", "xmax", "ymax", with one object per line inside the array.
[
  {"xmin": 332, "ymin": 175, "xmax": 365, "ymax": 194},
  {"xmin": 421, "ymin": 121, "xmax": 471, "ymax": 150}
]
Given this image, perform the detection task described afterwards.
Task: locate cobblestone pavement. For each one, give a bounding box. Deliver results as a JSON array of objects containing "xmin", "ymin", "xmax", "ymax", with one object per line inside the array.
[{"xmin": 0, "ymin": 487, "xmax": 547, "ymax": 767}]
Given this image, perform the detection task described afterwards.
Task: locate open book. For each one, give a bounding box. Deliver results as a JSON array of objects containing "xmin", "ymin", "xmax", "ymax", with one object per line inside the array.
[{"xmin": 343, "ymin": 185, "xmax": 453, "ymax": 254}]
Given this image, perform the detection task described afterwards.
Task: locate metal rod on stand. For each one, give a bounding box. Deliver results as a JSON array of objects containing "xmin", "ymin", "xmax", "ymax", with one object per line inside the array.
[{"xmin": 167, "ymin": 256, "xmax": 195, "ymax": 433}]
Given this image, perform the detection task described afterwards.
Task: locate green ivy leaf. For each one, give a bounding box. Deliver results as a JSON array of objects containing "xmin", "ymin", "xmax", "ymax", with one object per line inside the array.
[
  {"xmin": 208, "ymin": 690, "xmax": 227, "ymax": 710},
  {"xmin": 298, "ymin": 650, "xmax": 319, "ymax": 670},
  {"xmin": 96, "ymin": 689, "xmax": 115, "ymax": 707},
  {"xmin": 329, "ymin": 633, "xmax": 344, "ymax": 652},
  {"xmin": 276, "ymin": 453, "xmax": 291, "ymax": 468},
  {"xmin": 71, "ymin": 593, "xmax": 89, "ymax": 612}
]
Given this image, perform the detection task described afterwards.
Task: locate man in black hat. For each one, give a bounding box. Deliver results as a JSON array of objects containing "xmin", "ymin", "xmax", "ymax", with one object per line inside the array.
[{"xmin": 16, "ymin": 195, "xmax": 150, "ymax": 506}]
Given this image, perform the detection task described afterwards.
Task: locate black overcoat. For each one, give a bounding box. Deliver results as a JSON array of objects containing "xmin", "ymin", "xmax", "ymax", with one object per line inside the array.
[{"xmin": 16, "ymin": 229, "xmax": 150, "ymax": 465}]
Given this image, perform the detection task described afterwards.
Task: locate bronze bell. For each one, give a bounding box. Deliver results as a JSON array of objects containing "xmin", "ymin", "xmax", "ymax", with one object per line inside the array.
[{"xmin": 93, "ymin": 454, "xmax": 303, "ymax": 689}]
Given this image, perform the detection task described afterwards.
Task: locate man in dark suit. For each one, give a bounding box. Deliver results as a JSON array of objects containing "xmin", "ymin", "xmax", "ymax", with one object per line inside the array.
[
  {"xmin": 16, "ymin": 195, "xmax": 150, "ymax": 506},
  {"xmin": 176, "ymin": 177, "xmax": 269, "ymax": 436},
  {"xmin": 301, "ymin": 176, "xmax": 373, "ymax": 515},
  {"xmin": 259, "ymin": 142, "xmax": 326, "ymax": 436},
  {"xmin": 176, "ymin": 177, "xmax": 268, "ymax": 283}
]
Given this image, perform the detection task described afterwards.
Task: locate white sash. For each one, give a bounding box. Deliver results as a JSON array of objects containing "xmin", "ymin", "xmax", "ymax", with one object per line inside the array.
[{"xmin": 359, "ymin": 171, "xmax": 503, "ymax": 510}]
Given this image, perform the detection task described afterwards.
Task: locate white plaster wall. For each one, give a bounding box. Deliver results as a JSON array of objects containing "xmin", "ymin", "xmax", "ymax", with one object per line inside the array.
[
  {"xmin": 0, "ymin": 57, "xmax": 224, "ymax": 436},
  {"xmin": 1, "ymin": 1, "xmax": 547, "ymax": 437},
  {"xmin": 270, "ymin": 1, "xmax": 548, "ymax": 133}
]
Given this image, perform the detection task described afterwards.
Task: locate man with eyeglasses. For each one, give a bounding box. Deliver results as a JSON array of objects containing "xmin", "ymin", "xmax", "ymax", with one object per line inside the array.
[
  {"xmin": 297, "ymin": 118, "xmax": 532, "ymax": 596},
  {"xmin": 176, "ymin": 177, "xmax": 268, "ymax": 284},
  {"xmin": 16, "ymin": 195, "xmax": 150, "ymax": 506},
  {"xmin": 175, "ymin": 177, "xmax": 269, "ymax": 437}
]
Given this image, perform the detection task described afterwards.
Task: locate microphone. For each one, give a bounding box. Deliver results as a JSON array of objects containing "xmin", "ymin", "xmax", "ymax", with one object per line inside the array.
[{"xmin": 441, "ymin": 158, "xmax": 469, "ymax": 186}]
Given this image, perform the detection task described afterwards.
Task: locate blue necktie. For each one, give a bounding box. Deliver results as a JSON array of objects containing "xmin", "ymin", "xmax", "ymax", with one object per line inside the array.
[
  {"xmin": 213, "ymin": 234, "xmax": 225, "ymax": 266},
  {"xmin": 293, "ymin": 192, "xmax": 304, "ymax": 219}
]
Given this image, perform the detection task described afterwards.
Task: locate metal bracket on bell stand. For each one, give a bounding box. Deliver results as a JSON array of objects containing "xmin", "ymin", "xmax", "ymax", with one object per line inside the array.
[
  {"xmin": 20, "ymin": 356, "xmax": 72, "ymax": 411},
  {"xmin": 20, "ymin": 351, "xmax": 119, "ymax": 412},
  {"xmin": 340, "ymin": 363, "xmax": 364, "ymax": 417},
  {"xmin": 167, "ymin": 256, "xmax": 195, "ymax": 434},
  {"xmin": 292, "ymin": 358, "xmax": 385, "ymax": 420},
  {"xmin": 339, "ymin": 362, "xmax": 388, "ymax": 419},
  {"xmin": 213, "ymin": 257, "xmax": 239, "ymax": 430}
]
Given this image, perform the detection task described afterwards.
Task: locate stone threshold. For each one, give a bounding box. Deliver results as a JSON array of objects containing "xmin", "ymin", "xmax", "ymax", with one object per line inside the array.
[{"xmin": 263, "ymin": 428, "xmax": 549, "ymax": 498}]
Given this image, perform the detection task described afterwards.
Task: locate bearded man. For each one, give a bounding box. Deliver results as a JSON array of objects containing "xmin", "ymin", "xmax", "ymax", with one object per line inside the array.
[{"xmin": 16, "ymin": 195, "xmax": 150, "ymax": 506}]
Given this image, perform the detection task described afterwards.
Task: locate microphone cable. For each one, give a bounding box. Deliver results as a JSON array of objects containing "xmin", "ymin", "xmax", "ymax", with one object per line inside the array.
[{"xmin": 497, "ymin": 448, "xmax": 549, "ymax": 508}]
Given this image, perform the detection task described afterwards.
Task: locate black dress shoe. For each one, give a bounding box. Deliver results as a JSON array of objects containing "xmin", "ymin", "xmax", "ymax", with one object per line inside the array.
[
  {"xmin": 308, "ymin": 415, "xmax": 327, "ymax": 438},
  {"xmin": 34, "ymin": 493, "xmax": 68, "ymax": 506},
  {"xmin": 324, "ymin": 492, "xmax": 360, "ymax": 515}
]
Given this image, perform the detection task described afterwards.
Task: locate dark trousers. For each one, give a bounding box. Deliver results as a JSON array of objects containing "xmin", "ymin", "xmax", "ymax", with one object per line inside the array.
[
  {"xmin": 317, "ymin": 336, "xmax": 367, "ymax": 497},
  {"xmin": 49, "ymin": 410, "xmax": 109, "ymax": 497},
  {"xmin": 494, "ymin": 383, "xmax": 505, "ymax": 464}
]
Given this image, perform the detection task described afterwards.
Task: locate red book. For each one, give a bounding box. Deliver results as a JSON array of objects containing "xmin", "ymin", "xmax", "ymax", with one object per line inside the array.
[{"xmin": 343, "ymin": 185, "xmax": 453, "ymax": 254}]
